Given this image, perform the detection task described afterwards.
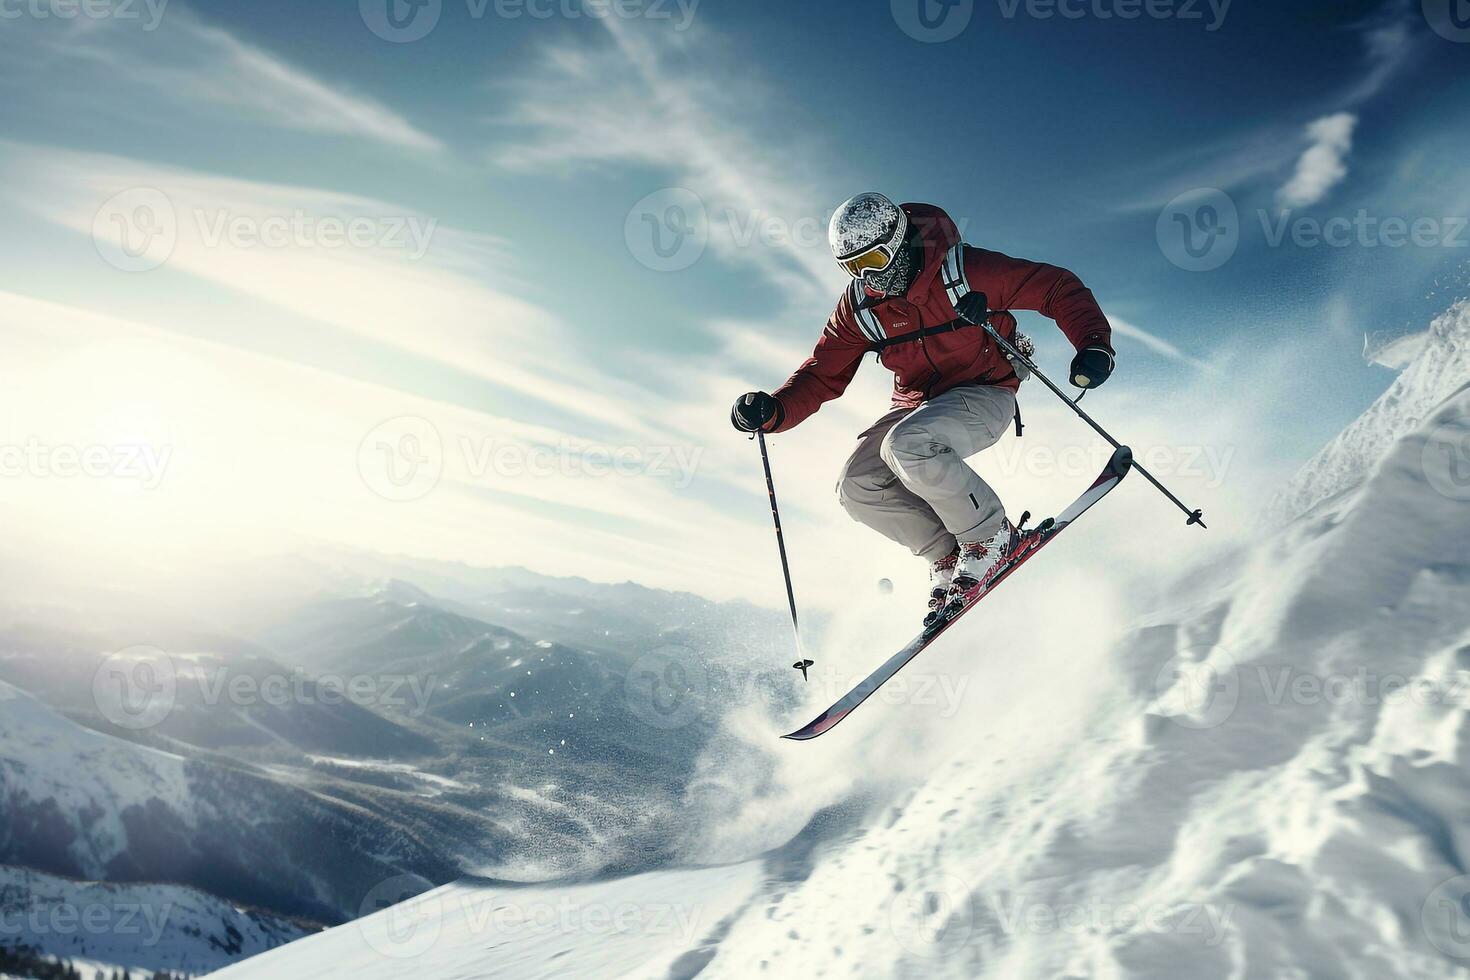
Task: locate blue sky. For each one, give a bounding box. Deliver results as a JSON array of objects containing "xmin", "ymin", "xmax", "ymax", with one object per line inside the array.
[{"xmin": 0, "ymin": 0, "xmax": 1467, "ymax": 607}]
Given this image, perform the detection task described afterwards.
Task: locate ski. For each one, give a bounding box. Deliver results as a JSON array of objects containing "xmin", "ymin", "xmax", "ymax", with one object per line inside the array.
[{"xmin": 781, "ymin": 445, "xmax": 1134, "ymax": 741}]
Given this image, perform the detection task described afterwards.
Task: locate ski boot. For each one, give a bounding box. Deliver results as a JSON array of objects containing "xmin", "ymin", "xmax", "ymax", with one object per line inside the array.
[
  {"xmin": 926, "ymin": 547, "xmax": 959, "ymax": 619},
  {"xmin": 926, "ymin": 518, "xmax": 1021, "ymax": 627}
]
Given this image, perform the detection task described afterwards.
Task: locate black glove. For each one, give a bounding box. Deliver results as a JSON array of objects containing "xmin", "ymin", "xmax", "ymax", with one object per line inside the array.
[
  {"xmin": 730, "ymin": 391, "xmax": 782, "ymax": 433},
  {"xmin": 1069, "ymin": 346, "xmax": 1114, "ymax": 389},
  {"xmin": 954, "ymin": 291, "xmax": 990, "ymax": 326}
]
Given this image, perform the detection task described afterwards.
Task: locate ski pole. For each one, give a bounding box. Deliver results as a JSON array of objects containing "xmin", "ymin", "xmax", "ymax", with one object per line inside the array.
[
  {"xmin": 754, "ymin": 430, "xmax": 811, "ymax": 675},
  {"xmin": 971, "ymin": 304, "xmax": 1207, "ymax": 529}
]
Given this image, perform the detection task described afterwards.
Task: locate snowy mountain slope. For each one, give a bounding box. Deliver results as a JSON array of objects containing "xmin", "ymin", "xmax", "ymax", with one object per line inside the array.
[
  {"xmin": 1270, "ymin": 299, "xmax": 1470, "ymax": 523},
  {"xmin": 0, "ymin": 679, "xmax": 464, "ymax": 924},
  {"xmin": 207, "ymin": 864, "xmax": 764, "ymax": 980},
  {"xmin": 0, "ymin": 624, "xmax": 439, "ymax": 760},
  {"xmin": 0, "ymin": 865, "xmax": 309, "ymax": 977},
  {"xmin": 674, "ymin": 386, "xmax": 1470, "ymax": 980},
  {"xmin": 700, "ymin": 331, "xmax": 1470, "ymax": 977},
  {"xmin": 205, "ymin": 298, "xmax": 1470, "ymax": 978}
]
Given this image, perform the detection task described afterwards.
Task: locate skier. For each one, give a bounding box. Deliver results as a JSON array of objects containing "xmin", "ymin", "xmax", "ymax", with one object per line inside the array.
[{"xmin": 731, "ymin": 193, "xmax": 1116, "ymax": 622}]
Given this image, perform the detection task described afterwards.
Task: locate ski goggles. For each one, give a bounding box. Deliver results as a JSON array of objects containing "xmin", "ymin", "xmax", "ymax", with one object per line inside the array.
[
  {"xmin": 835, "ymin": 211, "xmax": 908, "ymax": 280},
  {"xmin": 837, "ymin": 242, "xmax": 900, "ymax": 279}
]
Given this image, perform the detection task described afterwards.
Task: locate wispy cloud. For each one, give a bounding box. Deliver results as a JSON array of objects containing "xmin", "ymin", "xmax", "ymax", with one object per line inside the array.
[
  {"xmin": 1277, "ymin": 112, "xmax": 1357, "ymax": 208},
  {"xmin": 0, "ymin": 5, "xmax": 441, "ymax": 152},
  {"xmin": 491, "ymin": 18, "xmax": 843, "ymax": 315},
  {"xmin": 1116, "ymin": 2, "xmax": 1421, "ymax": 215},
  {"xmin": 1340, "ymin": 6, "xmax": 1421, "ymax": 105},
  {"xmin": 0, "ymin": 143, "xmax": 664, "ymax": 432},
  {"xmin": 185, "ymin": 22, "xmax": 443, "ymax": 152},
  {"xmin": 1273, "ymin": 5, "xmax": 1421, "ymax": 208},
  {"xmin": 1110, "ymin": 318, "xmax": 1216, "ymax": 372}
]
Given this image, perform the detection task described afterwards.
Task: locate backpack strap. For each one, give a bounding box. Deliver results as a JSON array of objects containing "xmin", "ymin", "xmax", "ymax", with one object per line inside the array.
[
  {"xmin": 868, "ymin": 317, "xmax": 972, "ymax": 352},
  {"xmin": 940, "ymin": 242, "xmax": 970, "ymax": 310},
  {"xmin": 849, "ymin": 281, "xmax": 886, "ymax": 345}
]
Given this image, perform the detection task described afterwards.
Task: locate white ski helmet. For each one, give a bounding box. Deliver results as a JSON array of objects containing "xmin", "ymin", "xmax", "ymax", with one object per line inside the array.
[{"xmin": 829, "ymin": 192, "xmax": 912, "ymax": 294}]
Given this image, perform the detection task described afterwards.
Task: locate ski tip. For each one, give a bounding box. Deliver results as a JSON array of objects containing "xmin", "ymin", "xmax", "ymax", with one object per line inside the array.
[
  {"xmin": 780, "ymin": 719, "xmax": 825, "ymax": 740},
  {"xmin": 781, "ymin": 709, "xmax": 844, "ymax": 741}
]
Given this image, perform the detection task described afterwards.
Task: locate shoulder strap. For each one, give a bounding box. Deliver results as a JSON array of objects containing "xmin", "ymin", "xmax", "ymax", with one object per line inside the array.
[
  {"xmin": 848, "ymin": 281, "xmax": 886, "ymax": 345},
  {"xmin": 940, "ymin": 242, "xmax": 970, "ymax": 311}
]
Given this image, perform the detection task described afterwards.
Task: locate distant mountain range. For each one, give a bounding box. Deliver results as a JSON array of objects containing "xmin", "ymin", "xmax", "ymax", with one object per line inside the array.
[{"xmin": 0, "ymin": 560, "xmax": 794, "ymax": 975}]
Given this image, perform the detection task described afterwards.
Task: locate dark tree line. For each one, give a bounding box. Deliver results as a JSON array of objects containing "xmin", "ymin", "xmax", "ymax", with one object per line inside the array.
[{"xmin": 0, "ymin": 944, "xmax": 190, "ymax": 980}]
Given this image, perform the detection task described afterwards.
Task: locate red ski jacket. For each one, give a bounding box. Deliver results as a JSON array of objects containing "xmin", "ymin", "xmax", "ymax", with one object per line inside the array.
[{"xmin": 770, "ymin": 203, "xmax": 1112, "ymax": 432}]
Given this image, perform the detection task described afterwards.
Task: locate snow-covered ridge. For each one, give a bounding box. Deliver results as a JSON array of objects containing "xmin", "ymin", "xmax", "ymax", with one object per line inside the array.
[
  {"xmin": 0, "ymin": 865, "xmax": 308, "ymax": 977},
  {"xmin": 1269, "ymin": 298, "xmax": 1470, "ymax": 523}
]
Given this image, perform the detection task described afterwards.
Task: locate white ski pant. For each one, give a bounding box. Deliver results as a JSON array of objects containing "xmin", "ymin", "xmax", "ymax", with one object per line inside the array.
[{"xmin": 837, "ymin": 385, "xmax": 1016, "ymax": 562}]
